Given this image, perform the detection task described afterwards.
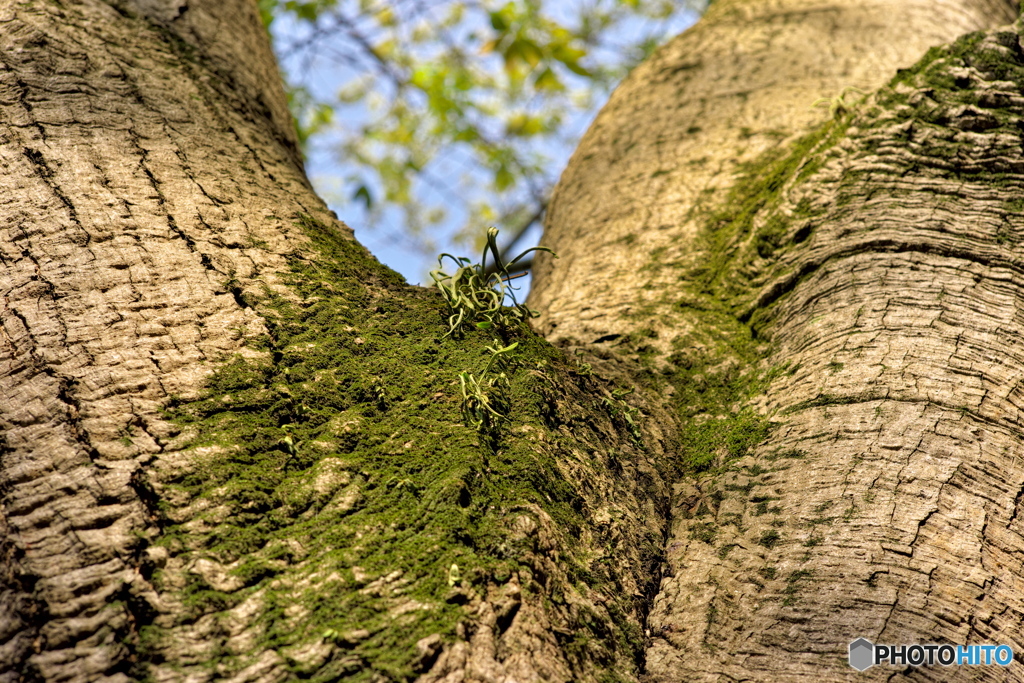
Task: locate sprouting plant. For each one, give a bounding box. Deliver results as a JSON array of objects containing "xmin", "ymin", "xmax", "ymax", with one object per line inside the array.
[
  {"xmin": 369, "ymin": 375, "xmax": 387, "ymax": 409},
  {"xmin": 447, "ymin": 563, "xmax": 461, "ymax": 587},
  {"xmin": 430, "ymin": 227, "xmax": 555, "ymax": 337},
  {"xmin": 458, "ymin": 370, "xmax": 508, "ymax": 431},
  {"xmin": 483, "ymin": 339, "xmax": 518, "ymax": 374},
  {"xmin": 573, "ymin": 348, "xmax": 593, "ymax": 376},
  {"xmin": 602, "ymin": 386, "xmax": 644, "ymax": 446},
  {"xmin": 812, "ymin": 86, "xmax": 866, "ymax": 119},
  {"xmin": 458, "ymin": 340, "xmax": 519, "ymax": 431},
  {"xmin": 280, "ymin": 434, "xmax": 298, "ymax": 456}
]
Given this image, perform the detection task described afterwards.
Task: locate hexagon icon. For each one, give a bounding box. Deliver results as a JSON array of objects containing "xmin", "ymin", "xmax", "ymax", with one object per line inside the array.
[{"xmin": 849, "ymin": 638, "xmax": 875, "ymax": 671}]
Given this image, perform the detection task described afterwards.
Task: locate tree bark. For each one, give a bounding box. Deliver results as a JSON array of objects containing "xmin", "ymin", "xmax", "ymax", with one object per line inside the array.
[
  {"xmin": 0, "ymin": 0, "xmax": 319, "ymax": 678},
  {"xmin": 644, "ymin": 27, "xmax": 1024, "ymax": 681},
  {"xmin": 529, "ymin": 0, "xmax": 1024, "ymax": 680},
  {"xmin": 5, "ymin": 0, "xmax": 1024, "ymax": 681},
  {"xmin": 0, "ymin": 1, "xmax": 669, "ymax": 681},
  {"xmin": 528, "ymin": 0, "xmax": 1017, "ymax": 351}
]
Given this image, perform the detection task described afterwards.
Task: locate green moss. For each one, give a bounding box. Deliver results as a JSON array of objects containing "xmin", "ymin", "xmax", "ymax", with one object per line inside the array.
[
  {"xmin": 663, "ymin": 328, "xmax": 782, "ymax": 473},
  {"xmin": 782, "ymin": 569, "xmax": 813, "ymax": 606},
  {"xmin": 758, "ymin": 530, "xmax": 782, "ymax": 549},
  {"xmin": 151, "ymin": 214, "xmax": 650, "ymax": 679},
  {"xmin": 689, "ymin": 118, "xmax": 847, "ymax": 300},
  {"xmin": 689, "ymin": 522, "xmax": 717, "ymax": 544},
  {"xmin": 876, "ymin": 30, "xmax": 1024, "ymax": 133},
  {"xmin": 665, "ymin": 28, "xmax": 1024, "ymax": 377},
  {"xmin": 644, "ymin": 104, "xmax": 860, "ymax": 478},
  {"xmin": 1006, "ymin": 198, "xmax": 1024, "ymax": 213},
  {"xmin": 678, "ymin": 411, "xmax": 772, "ymax": 472}
]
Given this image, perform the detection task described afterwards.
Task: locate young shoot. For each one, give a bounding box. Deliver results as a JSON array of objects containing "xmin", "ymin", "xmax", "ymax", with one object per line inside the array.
[
  {"xmin": 429, "ymin": 227, "xmax": 555, "ymax": 337},
  {"xmin": 812, "ymin": 86, "xmax": 866, "ymax": 119},
  {"xmin": 457, "ymin": 340, "xmax": 519, "ymax": 432}
]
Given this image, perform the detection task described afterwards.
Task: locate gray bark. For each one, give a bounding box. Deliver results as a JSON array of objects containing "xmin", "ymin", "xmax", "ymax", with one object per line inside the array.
[
  {"xmin": 528, "ymin": 0, "xmax": 1017, "ymax": 352},
  {"xmin": 530, "ymin": 0, "xmax": 1024, "ymax": 680}
]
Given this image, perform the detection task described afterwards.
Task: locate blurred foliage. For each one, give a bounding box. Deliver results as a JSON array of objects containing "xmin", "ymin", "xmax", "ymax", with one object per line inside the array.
[{"xmin": 262, "ymin": 0, "xmax": 705, "ymax": 256}]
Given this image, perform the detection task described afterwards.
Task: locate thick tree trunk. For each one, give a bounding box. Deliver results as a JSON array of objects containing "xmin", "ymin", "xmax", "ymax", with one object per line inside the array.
[
  {"xmin": 529, "ymin": 0, "xmax": 1017, "ymax": 350},
  {"xmin": 530, "ymin": 0, "xmax": 1024, "ymax": 680},
  {"xmin": 0, "ymin": 1, "xmax": 669, "ymax": 680},
  {"xmin": 5, "ymin": 0, "xmax": 1024, "ymax": 681},
  {"xmin": 0, "ymin": 0, "xmax": 319, "ymax": 678},
  {"xmin": 645, "ymin": 28, "xmax": 1024, "ymax": 681}
]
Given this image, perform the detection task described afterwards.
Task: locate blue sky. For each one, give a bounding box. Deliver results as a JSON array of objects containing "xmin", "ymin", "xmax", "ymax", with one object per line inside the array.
[{"xmin": 270, "ymin": 2, "xmax": 701, "ymax": 292}]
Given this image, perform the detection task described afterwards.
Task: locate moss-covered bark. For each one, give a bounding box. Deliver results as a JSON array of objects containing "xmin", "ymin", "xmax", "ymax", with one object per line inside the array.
[
  {"xmin": 143, "ymin": 214, "xmax": 671, "ymax": 680},
  {"xmin": 0, "ymin": 1, "xmax": 668, "ymax": 679},
  {"xmin": 643, "ymin": 25, "xmax": 1024, "ymax": 681},
  {"xmin": 6, "ymin": 0, "xmax": 1024, "ymax": 681}
]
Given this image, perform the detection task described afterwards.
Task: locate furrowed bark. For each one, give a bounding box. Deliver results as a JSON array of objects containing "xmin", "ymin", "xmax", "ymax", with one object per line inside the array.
[
  {"xmin": 528, "ymin": 0, "xmax": 1017, "ymax": 353},
  {"xmin": 8, "ymin": 0, "xmax": 1024, "ymax": 681},
  {"xmin": 0, "ymin": 0, "xmax": 316, "ymax": 678},
  {"xmin": 0, "ymin": 0, "xmax": 671, "ymax": 680},
  {"xmin": 645, "ymin": 28, "xmax": 1024, "ymax": 679},
  {"xmin": 528, "ymin": 0, "xmax": 1024, "ymax": 679}
]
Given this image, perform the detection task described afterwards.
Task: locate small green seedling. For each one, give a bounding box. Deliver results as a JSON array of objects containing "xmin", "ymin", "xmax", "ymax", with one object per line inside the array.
[
  {"xmin": 430, "ymin": 227, "xmax": 555, "ymax": 337},
  {"xmin": 602, "ymin": 387, "xmax": 644, "ymax": 446},
  {"xmin": 447, "ymin": 563, "xmax": 461, "ymax": 587},
  {"xmin": 458, "ymin": 370, "xmax": 508, "ymax": 430},
  {"xmin": 483, "ymin": 340, "xmax": 518, "ymax": 374},
  {"xmin": 812, "ymin": 86, "xmax": 866, "ymax": 119},
  {"xmin": 458, "ymin": 341, "xmax": 519, "ymax": 431},
  {"xmin": 573, "ymin": 349, "xmax": 593, "ymax": 376}
]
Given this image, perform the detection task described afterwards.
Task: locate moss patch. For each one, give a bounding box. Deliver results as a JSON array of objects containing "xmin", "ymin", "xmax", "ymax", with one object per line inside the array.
[
  {"xmin": 149, "ymin": 215, "xmax": 655, "ymax": 680},
  {"xmin": 643, "ymin": 106, "xmax": 860, "ymax": 474}
]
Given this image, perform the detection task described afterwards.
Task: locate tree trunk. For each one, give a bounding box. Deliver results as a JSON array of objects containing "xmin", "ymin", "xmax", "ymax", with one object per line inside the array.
[
  {"xmin": 0, "ymin": 1, "xmax": 668, "ymax": 680},
  {"xmin": 3, "ymin": 0, "xmax": 1024, "ymax": 682},
  {"xmin": 645, "ymin": 27, "xmax": 1024, "ymax": 682},
  {"xmin": 529, "ymin": 0, "xmax": 1017, "ymax": 349},
  {"xmin": 530, "ymin": 0, "xmax": 1024, "ymax": 680}
]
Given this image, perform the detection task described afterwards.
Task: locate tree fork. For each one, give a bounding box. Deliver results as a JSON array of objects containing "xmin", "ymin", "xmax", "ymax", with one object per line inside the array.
[
  {"xmin": 0, "ymin": 0, "xmax": 673, "ymax": 680},
  {"xmin": 4, "ymin": 0, "xmax": 1024, "ymax": 681}
]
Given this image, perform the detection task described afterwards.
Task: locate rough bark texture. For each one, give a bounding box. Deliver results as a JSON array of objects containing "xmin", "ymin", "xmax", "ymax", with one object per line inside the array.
[
  {"xmin": 7, "ymin": 0, "xmax": 1024, "ymax": 681},
  {"xmin": 645, "ymin": 28, "xmax": 1024, "ymax": 680},
  {"xmin": 0, "ymin": 0, "xmax": 670, "ymax": 681},
  {"xmin": 527, "ymin": 0, "xmax": 1024, "ymax": 679},
  {"xmin": 528, "ymin": 0, "xmax": 1018, "ymax": 353},
  {"xmin": 0, "ymin": 0, "xmax": 320, "ymax": 678}
]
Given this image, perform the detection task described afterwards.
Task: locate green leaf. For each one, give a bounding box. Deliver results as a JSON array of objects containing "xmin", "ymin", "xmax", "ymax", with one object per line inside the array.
[
  {"xmin": 257, "ymin": 0, "xmax": 277, "ymax": 28},
  {"xmin": 494, "ymin": 165, "xmax": 515, "ymax": 191},
  {"xmin": 489, "ymin": 9, "xmax": 509, "ymax": 32},
  {"xmin": 353, "ymin": 185, "xmax": 373, "ymax": 208},
  {"xmin": 269, "ymin": 0, "xmax": 697, "ymax": 257},
  {"xmin": 533, "ymin": 67, "xmax": 563, "ymax": 92}
]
